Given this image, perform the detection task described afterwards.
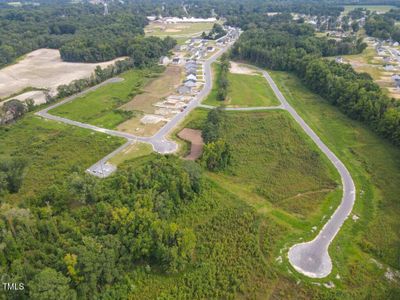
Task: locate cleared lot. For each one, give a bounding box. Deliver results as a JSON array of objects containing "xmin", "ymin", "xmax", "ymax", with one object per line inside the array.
[{"xmin": 0, "ymin": 48, "xmax": 123, "ymax": 102}]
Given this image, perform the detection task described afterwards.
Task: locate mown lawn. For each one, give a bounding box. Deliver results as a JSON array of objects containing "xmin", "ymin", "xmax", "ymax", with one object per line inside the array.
[
  {"xmin": 0, "ymin": 115, "xmax": 124, "ymax": 200},
  {"xmin": 268, "ymin": 70, "xmax": 400, "ymax": 298},
  {"xmin": 204, "ymin": 63, "xmax": 280, "ymax": 107},
  {"xmin": 49, "ymin": 67, "xmax": 163, "ymax": 129}
]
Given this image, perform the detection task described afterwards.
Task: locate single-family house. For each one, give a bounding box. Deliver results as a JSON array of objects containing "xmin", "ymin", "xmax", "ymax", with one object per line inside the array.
[
  {"xmin": 184, "ymin": 80, "xmax": 197, "ymax": 88},
  {"xmin": 186, "ymin": 74, "xmax": 197, "ymax": 81}
]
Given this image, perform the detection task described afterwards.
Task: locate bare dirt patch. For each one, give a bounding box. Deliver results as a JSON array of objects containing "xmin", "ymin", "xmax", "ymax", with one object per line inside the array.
[
  {"xmin": 0, "ymin": 90, "xmax": 47, "ymax": 106},
  {"xmin": 116, "ymin": 114, "xmax": 166, "ymax": 137},
  {"xmin": 229, "ymin": 61, "xmax": 258, "ymax": 75},
  {"xmin": 120, "ymin": 65, "xmax": 183, "ymax": 113},
  {"xmin": 178, "ymin": 128, "xmax": 204, "ymax": 160},
  {"xmin": 0, "ymin": 48, "xmax": 125, "ymax": 99}
]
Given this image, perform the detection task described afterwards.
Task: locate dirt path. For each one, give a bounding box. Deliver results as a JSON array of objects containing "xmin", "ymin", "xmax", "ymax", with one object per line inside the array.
[{"xmin": 178, "ymin": 128, "xmax": 204, "ymax": 160}]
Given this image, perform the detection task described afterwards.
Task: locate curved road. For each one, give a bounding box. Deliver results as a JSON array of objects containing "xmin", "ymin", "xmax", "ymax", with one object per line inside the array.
[
  {"xmin": 200, "ymin": 70, "xmax": 356, "ymax": 278},
  {"xmin": 261, "ymin": 71, "xmax": 356, "ymax": 278}
]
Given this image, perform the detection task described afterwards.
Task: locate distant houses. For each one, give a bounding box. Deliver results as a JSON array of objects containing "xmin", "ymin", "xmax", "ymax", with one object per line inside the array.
[{"xmin": 392, "ymin": 74, "xmax": 400, "ymax": 88}]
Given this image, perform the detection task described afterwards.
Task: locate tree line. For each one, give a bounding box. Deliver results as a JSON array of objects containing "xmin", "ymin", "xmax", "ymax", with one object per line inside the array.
[
  {"xmin": 202, "ymin": 108, "xmax": 231, "ymax": 171},
  {"xmin": 231, "ymin": 16, "xmax": 400, "ymax": 146},
  {"xmin": 365, "ymin": 9, "xmax": 400, "ymax": 41},
  {"xmin": 216, "ymin": 53, "xmax": 230, "ymax": 101},
  {"xmin": 0, "ymin": 2, "xmax": 175, "ymax": 67}
]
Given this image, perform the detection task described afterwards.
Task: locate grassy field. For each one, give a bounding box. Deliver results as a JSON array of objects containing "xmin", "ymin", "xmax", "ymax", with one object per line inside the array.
[
  {"xmin": 127, "ymin": 105, "xmax": 345, "ymax": 298},
  {"xmin": 145, "ymin": 22, "xmax": 214, "ymax": 39},
  {"xmin": 0, "ymin": 115, "xmax": 124, "ymax": 201},
  {"xmin": 268, "ymin": 70, "xmax": 400, "ymax": 298},
  {"xmin": 204, "ymin": 63, "xmax": 280, "ymax": 107},
  {"xmin": 341, "ymin": 44, "xmax": 400, "ymax": 99},
  {"xmin": 343, "ymin": 5, "xmax": 397, "ymax": 14},
  {"xmin": 108, "ymin": 142, "xmax": 153, "ymax": 166},
  {"xmin": 120, "ymin": 65, "xmax": 183, "ymax": 114},
  {"xmin": 49, "ymin": 67, "xmax": 162, "ymax": 129}
]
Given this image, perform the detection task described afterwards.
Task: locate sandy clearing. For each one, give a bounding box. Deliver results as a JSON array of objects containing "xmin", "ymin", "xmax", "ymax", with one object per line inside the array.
[
  {"xmin": 0, "ymin": 48, "xmax": 125, "ymax": 99},
  {"xmin": 229, "ymin": 61, "xmax": 258, "ymax": 75},
  {"xmin": 0, "ymin": 90, "xmax": 47, "ymax": 106},
  {"xmin": 178, "ymin": 128, "xmax": 204, "ymax": 160}
]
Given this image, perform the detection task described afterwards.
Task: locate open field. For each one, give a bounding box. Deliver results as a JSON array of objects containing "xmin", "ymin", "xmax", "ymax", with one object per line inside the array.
[
  {"xmin": 49, "ymin": 68, "xmax": 160, "ymax": 129},
  {"xmin": 204, "ymin": 63, "xmax": 280, "ymax": 107},
  {"xmin": 207, "ymin": 111, "xmax": 339, "ymax": 218},
  {"xmin": 0, "ymin": 48, "xmax": 124, "ymax": 102},
  {"xmin": 130, "ymin": 106, "xmax": 344, "ymax": 298},
  {"xmin": 268, "ymin": 70, "xmax": 400, "ymax": 297},
  {"xmin": 108, "ymin": 142, "xmax": 153, "ymax": 165},
  {"xmin": 120, "ymin": 65, "xmax": 183, "ymax": 113},
  {"xmin": 342, "ymin": 45, "xmax": 400, "ymax": 99},
  {"xmin": 0, "ymin": 115, "xmax": 124, "ymax": 201},
  {"xmin": 145, "ymin": 22, "xmax": 214, "ymax": 39},
  {"xmin": 343, "ymin": 5, "xmax": 397, "ymax": 14},
  {"xmin": 116, "ymin": 114, "xmax": 166, "ymax": 137}
]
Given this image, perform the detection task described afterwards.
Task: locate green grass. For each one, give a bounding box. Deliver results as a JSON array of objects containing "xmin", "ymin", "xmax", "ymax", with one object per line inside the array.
[
  {"xmin": 0, "ymin": 115, "xmax": 124, "ymax": 200},
  {"xmin": 131, "ymin": 106, "xmax": 345, "ymax": 299},
  {"xmin": 204, "ymin": 63, "xmax": 280, "ymax": 107},
  {"xmin": 268, "ymin": 70, "xmax": 400, "ymax": 298},
  {"xmin": 217, "ymin": 111, "xmax": 339, "ymax": 217},
  {"xmin": 108, "ymin": 142, "xmax": 153, "ymax": 166},
  {"xmin": 145, "ymin": 22, "xmax": 214, "ymax": 38},
  {"xmin": 343, "ymin": 5, "xmax": 397, "ymax": 14},
  {"xmin": 49, "ymin": 68, "xmax": 161, "ymax": 129}
]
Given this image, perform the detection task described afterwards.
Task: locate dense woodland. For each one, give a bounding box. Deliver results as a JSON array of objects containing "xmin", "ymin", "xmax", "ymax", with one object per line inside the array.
[
  {"xmin": 365, "ymin": 9, "xmax": 400, "ymax": 41},
  {"xmin": 0, "ymin": 3, "xmax": 175, "ymax": 67},
  {"xmin": 1, "ymin": 157, "xmax": 201, "ymax": 298},
  {"xmin": 231, "ymin": 15, "xmax": 400, "ymax": 146}
]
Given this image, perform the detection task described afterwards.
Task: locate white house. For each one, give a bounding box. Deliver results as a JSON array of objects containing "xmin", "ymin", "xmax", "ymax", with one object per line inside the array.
[{"xmin": 186, "ymin": 74, "xmax": 197, "ymax": 81}]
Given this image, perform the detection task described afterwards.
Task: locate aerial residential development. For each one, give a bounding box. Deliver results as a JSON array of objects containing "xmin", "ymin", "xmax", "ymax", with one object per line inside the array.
[{"xmin": 0, "ymin": 0, "xmax": 399, "ymax": 299}]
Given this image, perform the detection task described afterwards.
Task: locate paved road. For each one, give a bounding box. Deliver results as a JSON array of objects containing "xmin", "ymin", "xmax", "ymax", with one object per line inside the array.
[
  {"xmin": 261, "ymin": 71, "xmax": 356, "ymax": 278},
  {"xmin": 35, "ymin": 29, "xmax": 238, "ymax": 177}
]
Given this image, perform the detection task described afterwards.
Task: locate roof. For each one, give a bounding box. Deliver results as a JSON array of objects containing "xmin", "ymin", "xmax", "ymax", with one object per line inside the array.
[
  {"xmin": 184, "ymin": 81, "xmax": 197, "ymax": 88},
  {"xmin": 178, "ymin": 85, "xmax": 191, "ymax": 94},
  {"xmin": 186, "ymin": 74, "xmax": 197, "ymax": 81}
]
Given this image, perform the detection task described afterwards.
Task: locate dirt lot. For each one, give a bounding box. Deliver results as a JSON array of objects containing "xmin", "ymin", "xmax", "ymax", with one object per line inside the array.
[
  {"xmin": 0, "ymin": 48, "xmax": 124, "ymax": 101},
  {"xmin": 120, "ymin": 65, "xmax": 183, "ymax": 113},
  {"xmin": 178, "ymin": 128, "xmax": 204, "ymax": 160},
  {"xmin": 116, "ymin": 114, "xmax": 166, "ymax": 137},
  {"xmin": 229, "ymin": 61, "xmax": 259, "ymax": 75}
]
